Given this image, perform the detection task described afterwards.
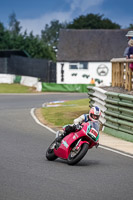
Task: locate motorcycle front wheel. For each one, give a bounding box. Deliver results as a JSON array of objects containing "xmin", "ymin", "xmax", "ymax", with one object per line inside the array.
[
  {"xmin": 46, "ymin": 140, "xmax": 58, "ymax": 161},
  {"xmin": 67, "ymin": 143, "xmax": 89, "ymax": 165}
]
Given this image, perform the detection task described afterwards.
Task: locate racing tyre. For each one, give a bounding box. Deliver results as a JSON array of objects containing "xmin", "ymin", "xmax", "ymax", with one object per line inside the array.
[
  {"xmin": 46, "ymin": 141, "xmax": 58, "ymax": 161},
  {"xmin": 67, "ymin": 143, "xmax": 89, "ymax": 165}
]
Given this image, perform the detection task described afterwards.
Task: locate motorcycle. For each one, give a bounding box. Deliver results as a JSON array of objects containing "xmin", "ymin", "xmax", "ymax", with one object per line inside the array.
[{"xmin": 46, "ymin": 121, "xmax": 100, "ymax": 165}]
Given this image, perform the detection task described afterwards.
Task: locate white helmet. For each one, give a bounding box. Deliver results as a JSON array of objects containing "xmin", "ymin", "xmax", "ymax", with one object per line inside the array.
[{"xmin": 89, "ymin": 106, "xmax": 101, "ymax": 122}]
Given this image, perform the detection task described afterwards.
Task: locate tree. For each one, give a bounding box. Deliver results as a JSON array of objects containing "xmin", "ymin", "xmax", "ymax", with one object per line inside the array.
[
  {"xmin": 0, "ymin": 22, "xmax": 4, "ymax": 32},
  {"xmin": 0, "ymin": 12, "xmax": 123, "ymax": 61},
  {"xmin": 41, "ymin": 20, "xmax": 67, "ymax": 50},
  {"xmin": 128, "ymin": 24, "xmax": 133, "ymax": 29},
  {"xmin": 0, "ymin": 22, "xmax": 6, "ymax": 49},
  {"xmin": 67, "ymin": 13, "xmax": 121, "ymax": 29},
  {"xmin": 19, "ymin": 32, "xmax": 55, "ymax": 60},
  {"xmin": 8, "ymin": 12, "xmax": 22, "ymax": 35},
  {"xmin": 0, "ymin": 22, "xmax": 11, "ymax": 49}
]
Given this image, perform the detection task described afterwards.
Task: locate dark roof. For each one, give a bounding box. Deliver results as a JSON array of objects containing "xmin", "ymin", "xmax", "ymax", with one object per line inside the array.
[
  {"xmin": 0, "ymin": 50, "xmax": 30, "ymax": 58},
  {"xmin": 57, "ymin": 29, "xmax": 129, "ymax": 62}
]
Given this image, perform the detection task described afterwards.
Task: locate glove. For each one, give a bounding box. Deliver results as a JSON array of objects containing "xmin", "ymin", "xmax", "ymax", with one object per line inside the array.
[{"xmin": 74, "ymin": 124, "xmax": 82, "ymax": 130}]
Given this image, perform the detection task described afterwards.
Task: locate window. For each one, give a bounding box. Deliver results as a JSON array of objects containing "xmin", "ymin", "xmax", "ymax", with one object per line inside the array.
[
  {"xmin": 69, "ymin": 63, "xmax": 78, "ymax": 69},
  {"xmin": 69, "ymin": 62, "xmax": 88, "ymax": 70},
  {"xmin": 79, "ymin": 62, "xmax": 88, "ymax": 69}
]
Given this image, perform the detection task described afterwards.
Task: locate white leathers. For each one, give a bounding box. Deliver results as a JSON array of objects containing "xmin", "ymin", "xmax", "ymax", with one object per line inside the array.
[
  {"xmin": 74, "ymin": 113, "xmax": 102, "ymax": 131},
  {"xmin": 74, "ymin": 114, "xmax": 89, "ymax": 125}
]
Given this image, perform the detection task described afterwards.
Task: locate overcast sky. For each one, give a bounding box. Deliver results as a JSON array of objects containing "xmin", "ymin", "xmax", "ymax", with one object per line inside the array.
[{"xmin": 0, "ymin": 0, "xmax": 132, "ymax": 35}]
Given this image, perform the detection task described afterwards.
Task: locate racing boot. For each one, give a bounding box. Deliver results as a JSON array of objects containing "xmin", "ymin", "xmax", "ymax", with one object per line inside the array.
[{"xmin": 56, "ymin": 131, "xmax": 66, "ymax": 143}]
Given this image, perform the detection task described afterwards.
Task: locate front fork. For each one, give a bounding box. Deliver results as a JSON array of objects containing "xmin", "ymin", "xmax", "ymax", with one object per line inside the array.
[{"xmin": 75, "ymin": 139, "xmax": 90, "ymax": 150}]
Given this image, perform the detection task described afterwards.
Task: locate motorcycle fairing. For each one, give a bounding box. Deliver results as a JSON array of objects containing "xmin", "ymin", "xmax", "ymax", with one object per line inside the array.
[
  {"xmin": 54, "ymin": 121, "xmax": 99, "ymax": 159},
  {"xmin": 54, "ymin": 130, "xmax": 89, "ymax": 159}
]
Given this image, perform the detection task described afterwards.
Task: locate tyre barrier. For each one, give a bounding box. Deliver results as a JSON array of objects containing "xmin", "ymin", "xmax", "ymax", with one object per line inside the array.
[{"xmin": 88, "ymin": 86, "xmax": 133, "ymax": 142}]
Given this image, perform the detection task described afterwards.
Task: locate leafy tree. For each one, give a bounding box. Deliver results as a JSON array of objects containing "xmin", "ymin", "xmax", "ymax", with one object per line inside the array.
[
  {"xmin": 0, "ymin": 22, "xmax": 4, "ymax": 32},
  {"xmin": 128, "ymin": 24, "xmax": 133, "ymax": 29},
  {"xmin": 0, "ymin": 12, "xmax": 123, "ymax": 61},
  {"xmin": 19, "ymin": 32, "xmax": 55, "ymax": 60},
  {"xmin": 0, "ymin": 22, "xmax": 11, "ymax": 49},
  {"xmin": 67, "ymin": 13, "xmax": 121, "ymax": 29},
  {"xmin": 41, "ymin": 20, "xmax": 67, "ymax": 50},
  {"xmin": 0, "ymin": 13, "xmax": 56, "ymax": 60},
  {"xmin": 8, "ymin": 12, "xmax": 22, "ymax": 35}
]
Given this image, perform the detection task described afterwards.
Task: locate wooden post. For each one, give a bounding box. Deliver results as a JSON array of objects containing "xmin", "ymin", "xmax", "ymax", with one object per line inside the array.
[
  {"xmin": 121, "ymin": 63, "xmax": 125, "ymax": 87},
  {"xmin": 112, "ymin": 62, "xmax": 115, "ymax": 87},
  {"xmin": 117, "ymin": 62, "xmax": 121, "ymax": 87},
  {"xmin": 125, "ymin": 63, "xmax": 129, "ymax": 90}
]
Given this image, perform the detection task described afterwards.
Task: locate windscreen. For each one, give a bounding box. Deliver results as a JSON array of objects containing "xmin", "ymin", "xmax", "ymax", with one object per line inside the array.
[
  {"xmin": 89, "ymin": 121, "xmax": 100, "ymax": 132},
  {"xmin": 86, "ymin": 121, "xmax": 100, "ymax": 141}
]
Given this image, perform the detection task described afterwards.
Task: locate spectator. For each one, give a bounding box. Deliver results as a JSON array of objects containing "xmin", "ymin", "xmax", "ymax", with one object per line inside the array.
[
  {"xmin": 127, "ymin": 39, "xmax": 133, "ymax": 71},
  {"xmin": 123, "ymin": 30, "xmax": 133, "ymax": 57},
  {"xmin": 90, "ymin": 78, "xmax": 95, "ymax": 84}
]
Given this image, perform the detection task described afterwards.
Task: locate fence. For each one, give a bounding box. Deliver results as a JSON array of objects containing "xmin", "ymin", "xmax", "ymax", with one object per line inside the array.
[
  {"xmin": 111, "ymin": 58, "xmax": 133, "ymax": 91},
  {"xmin": 88, "ymin": 86, "xmax": 133, "ymax": 142},
  {"xmin": 0, "ymin": 56, "xmax": 56, "ymax": 82}
]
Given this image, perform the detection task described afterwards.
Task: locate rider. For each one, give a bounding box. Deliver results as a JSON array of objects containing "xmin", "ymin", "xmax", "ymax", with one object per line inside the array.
[{"xmin": 56, "ymin": 106, "xmax": 101, "ymax": 142}]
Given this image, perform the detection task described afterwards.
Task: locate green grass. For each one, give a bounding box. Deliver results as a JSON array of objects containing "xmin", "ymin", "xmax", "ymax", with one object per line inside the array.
[
  {"xmin": 41, "ymin": 98, "xmax": 90, "ymax": 128},
  {"xmin": 0, "ymin": 83, "xmax": 37, "ymax": 93},
  {"xmin": 41, "ymin": 98, "xmax": 133, "ymax": 143}
]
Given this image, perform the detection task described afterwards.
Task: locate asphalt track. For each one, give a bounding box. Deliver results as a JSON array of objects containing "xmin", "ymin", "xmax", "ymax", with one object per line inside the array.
[{"xmin": 0, "ymin": 93, "xmax": 133, "ymax": 200}]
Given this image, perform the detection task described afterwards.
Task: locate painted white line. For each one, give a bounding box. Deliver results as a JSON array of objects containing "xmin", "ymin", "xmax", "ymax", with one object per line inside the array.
[
  {"xmin": 30, "ymin": 108, "xmax": 56, "ymax": 134},
  {"xmin": 30, "ymin": 108, "xmax": 133, "ymax": 159},
  {"xmin": 99, "ymin": 145, "xmax": 133, "ymax": 159}
]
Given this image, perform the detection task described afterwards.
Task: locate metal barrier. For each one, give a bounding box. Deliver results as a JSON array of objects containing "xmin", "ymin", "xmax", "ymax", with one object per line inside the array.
[{"xmin": 88, "ymin": 86, "xmax": 133, "ymax": 142}]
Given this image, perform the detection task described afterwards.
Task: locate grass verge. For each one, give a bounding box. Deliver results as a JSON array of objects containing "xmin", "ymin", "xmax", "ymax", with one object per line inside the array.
[
  {"xmin": 40, "ymin": 98, "xmax": 133, "ymax": 143},
  {"xmin": 0, "ymin": 83, "xmax": 37, "ymax": 93},
  {"xmin": 41, "ymin": 98, "xmax": 90, "ymax": 129}
]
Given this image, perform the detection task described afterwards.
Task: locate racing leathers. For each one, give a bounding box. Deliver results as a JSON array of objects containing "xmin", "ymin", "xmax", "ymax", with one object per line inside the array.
[{"xmin": 56, "ymin": 114, "xmax": 91, "ymax": 142}]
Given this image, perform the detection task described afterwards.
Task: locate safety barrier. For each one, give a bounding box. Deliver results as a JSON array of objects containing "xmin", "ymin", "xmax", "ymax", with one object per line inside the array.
[
  {"xmin": 88, "ymin": 86, "xmax": 133, "ymax": 142},
  {"xmin": 0, "ymin": 74, "xmax": 42, "ymax": 92},
  {"xmin": 0, "ymin": 75, "xmax": 94, "ymax": 93}
]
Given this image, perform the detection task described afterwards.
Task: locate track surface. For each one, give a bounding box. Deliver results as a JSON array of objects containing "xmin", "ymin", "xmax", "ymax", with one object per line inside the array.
[{"xmin": 0, "ymin": 93, "xmax": 133, "ymax": 200}]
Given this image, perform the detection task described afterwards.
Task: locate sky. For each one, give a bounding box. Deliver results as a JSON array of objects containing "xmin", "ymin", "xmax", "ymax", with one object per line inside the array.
[{"xmin": 0, "ymin": 0, "xmax": 132, "ymax": 35}]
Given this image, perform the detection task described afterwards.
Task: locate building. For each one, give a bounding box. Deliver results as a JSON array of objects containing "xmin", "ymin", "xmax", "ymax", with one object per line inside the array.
[{"xmin": 56, "ymin": 29, "xmax": 128, "ymax": 86}]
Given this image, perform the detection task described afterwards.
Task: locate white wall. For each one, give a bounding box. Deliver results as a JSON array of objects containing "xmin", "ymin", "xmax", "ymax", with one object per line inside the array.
[{"xmin": 57, "ymin": 62, "xmax": 112, "ymax": 86}]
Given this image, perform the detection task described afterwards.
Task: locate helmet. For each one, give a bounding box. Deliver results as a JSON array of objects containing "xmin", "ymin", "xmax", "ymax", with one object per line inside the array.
[
  {"xmin": 125, "ymin": 31, "xmax": 133, "ymax": 37},
  {"xmin": 89, "ymin": 106, "xmax": 101, "ymax": 122}
]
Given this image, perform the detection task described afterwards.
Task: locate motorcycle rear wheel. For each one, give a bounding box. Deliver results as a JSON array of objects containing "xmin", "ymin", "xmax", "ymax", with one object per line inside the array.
[
  {"xmin": 46, "ymin": 141, "xmax": 58, "ymax": 161},
  {"xmin": 67, "ymin": 143, "xmax": 89, "ymax": 165}
]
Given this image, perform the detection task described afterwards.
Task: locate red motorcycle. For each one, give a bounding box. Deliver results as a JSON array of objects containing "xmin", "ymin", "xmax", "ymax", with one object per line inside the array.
[{"xmin": 46, "ymin": 121, "xmax": 100, "ymax": 165}]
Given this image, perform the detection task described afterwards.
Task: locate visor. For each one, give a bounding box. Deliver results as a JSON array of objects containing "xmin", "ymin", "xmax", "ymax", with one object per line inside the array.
[{"xmin": 91, "ymin": 114, "xmax": 99, "ymax": 120}]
